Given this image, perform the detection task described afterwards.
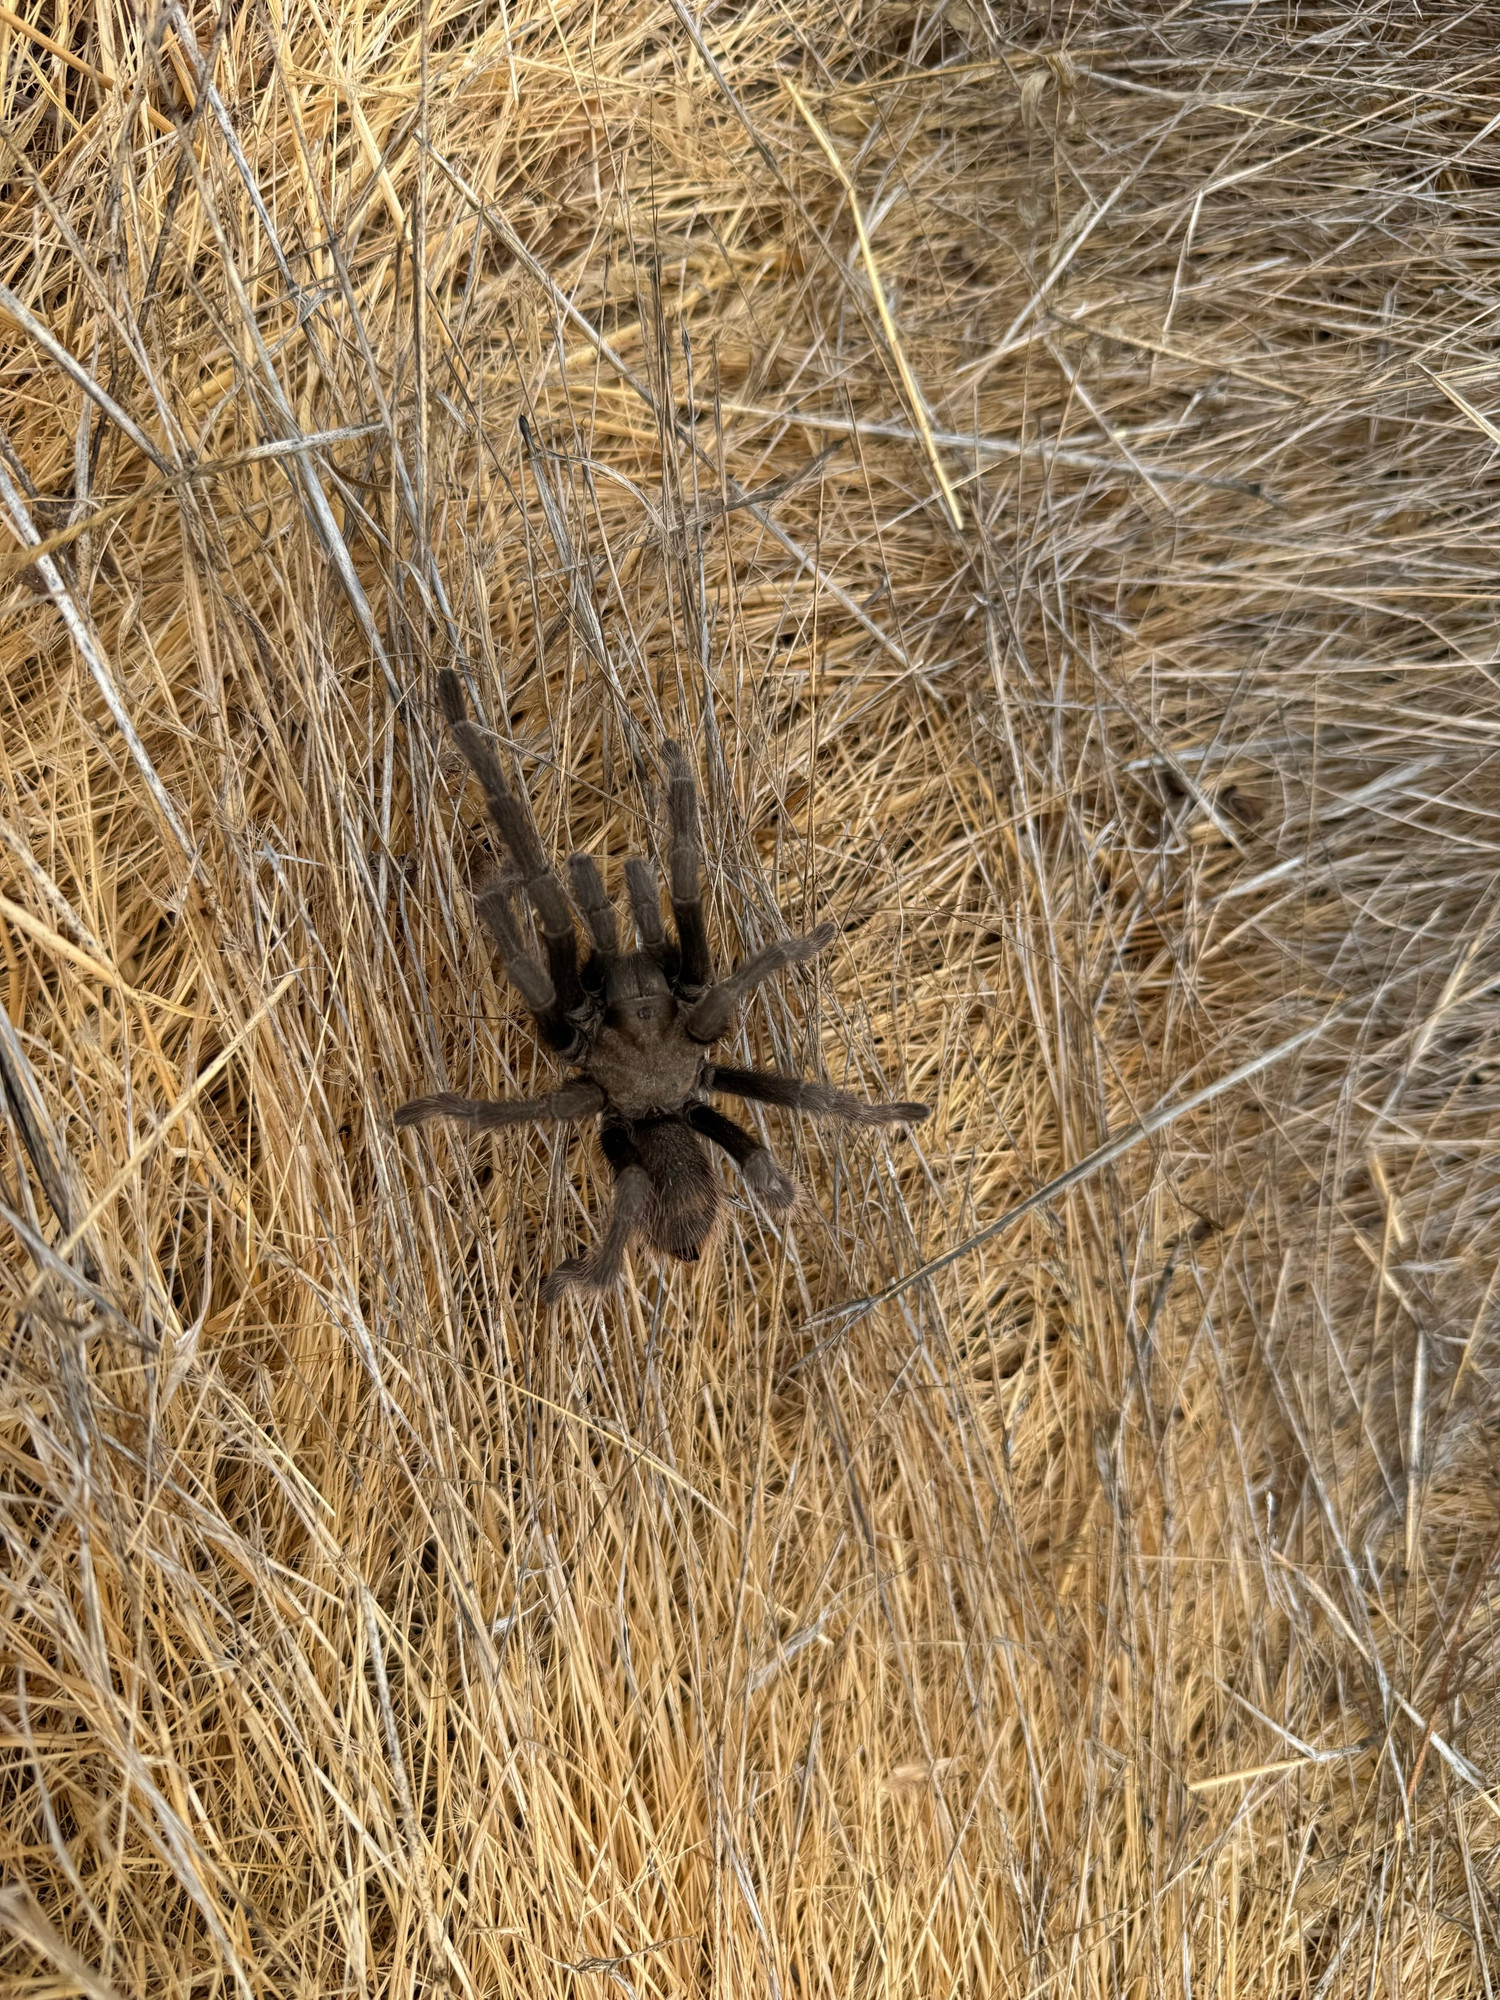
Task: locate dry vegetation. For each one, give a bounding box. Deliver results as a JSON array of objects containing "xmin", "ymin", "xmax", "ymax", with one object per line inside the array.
[{"xmin": 2, "ymin": 0, "xmax": 1500, "ymax": 1991}]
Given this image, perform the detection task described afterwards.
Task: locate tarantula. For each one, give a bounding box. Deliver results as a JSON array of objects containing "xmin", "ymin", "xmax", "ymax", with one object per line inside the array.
[{"xmin": 396, "ymin": 671, "xmax": 929, "ymax": 1300}]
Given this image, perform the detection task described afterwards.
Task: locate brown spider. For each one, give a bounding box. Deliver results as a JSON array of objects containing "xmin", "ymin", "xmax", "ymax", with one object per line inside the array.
[{"xmin": 396, "ymin": 672, "xmax": 930, "ymax": 1299}]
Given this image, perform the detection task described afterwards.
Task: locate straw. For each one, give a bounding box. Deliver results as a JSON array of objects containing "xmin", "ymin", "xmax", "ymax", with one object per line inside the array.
[{"xmin": 3, "ymin": 4, "xmax": 1499, "ymax": 1994}]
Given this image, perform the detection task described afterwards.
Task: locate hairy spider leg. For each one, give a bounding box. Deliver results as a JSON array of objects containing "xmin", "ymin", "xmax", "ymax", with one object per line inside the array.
[
  {"xmin": 623, "ymin": 857, "xmax": 671, "ymax": 968},
  {"xmin": 684, "ymin": 922, "xmax": 839, "ymax": 1043},
  {"xmin": 471, "ymin": 879, "xmax": 562, "ymax": 1023},
  {"xmin": 663, "ymin": 741, "xmax": 713, "ymax": 997},
  {"xmin": 566, "ymin": 854, "xmax": 620, "ymax": 963},
  {"xmin": 705, "ymin": 1065, "xmax": 931, "ymax": 1126},
  {"xmin": 438, "ymin": 669, "xmax": 584, "ymax": 1049},
  {"xmin": 541, "ymin": 1155, "xmax": 655, "ymax": 1300},
  {"xmin": 686, "ymin": 1103, "xmax": 796, "ymax": 1209},
  {"xmin": 395, "ymin": 1078, "xmax": 604, "ymax": 1129}
]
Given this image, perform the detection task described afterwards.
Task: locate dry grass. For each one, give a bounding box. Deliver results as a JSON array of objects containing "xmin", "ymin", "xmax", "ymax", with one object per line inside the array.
[{"xmin": 2, "ymin": 0, "xmax": 1500, "ymax": 1991}]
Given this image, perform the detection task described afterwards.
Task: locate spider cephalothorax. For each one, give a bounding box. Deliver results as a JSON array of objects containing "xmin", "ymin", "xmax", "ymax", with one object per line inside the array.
[{"xmin": 396, "ymin": 671, "xmax": 929, "ymax": 1299}]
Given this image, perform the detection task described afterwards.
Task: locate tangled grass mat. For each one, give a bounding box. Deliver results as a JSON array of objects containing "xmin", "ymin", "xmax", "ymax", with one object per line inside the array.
[{"xmin": 1, "ymin": 0, "xmax": 1499, "ymax": 1992}]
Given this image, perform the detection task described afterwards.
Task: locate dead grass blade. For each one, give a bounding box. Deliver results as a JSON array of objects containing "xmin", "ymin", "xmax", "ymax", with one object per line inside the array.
[{"xmin": 3, "ymin": 3, "xmax": 1500, "ymax": 1995}]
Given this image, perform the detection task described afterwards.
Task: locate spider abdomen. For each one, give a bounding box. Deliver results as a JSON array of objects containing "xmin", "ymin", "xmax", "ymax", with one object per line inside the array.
[{"xmin": 631, "ymin": 1116, "xmax": 721, "ymax": 1263}]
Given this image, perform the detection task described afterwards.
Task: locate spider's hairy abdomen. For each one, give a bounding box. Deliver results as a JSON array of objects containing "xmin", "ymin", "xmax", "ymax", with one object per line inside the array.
[{"xmin": 631, "ymin": 1118, "xmax": 721, "ymax": 1263}]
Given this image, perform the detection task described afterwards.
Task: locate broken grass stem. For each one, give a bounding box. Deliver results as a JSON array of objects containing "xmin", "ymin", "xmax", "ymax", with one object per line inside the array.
[
  {"xmin": 803, "ymin": 1004, "xmax": 1353, "ymax": 1346},
  {"xmin": 782, "ymin": 79, "xmax": 965, "ymax": 531}
]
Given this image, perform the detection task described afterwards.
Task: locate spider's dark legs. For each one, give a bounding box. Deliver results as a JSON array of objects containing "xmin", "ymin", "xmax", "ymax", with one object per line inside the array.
[
  {"xmin": 541, "ymin": 1121, "xmax": 652, "ymax": 1300},
  {"xmin": 472, "ymin": 882, "xmax": 575, "ymax": 1047},
  {"xmin": 437, "ymin": 670, "xmax": 584, "ymax": 1037},
  {"xmin": 684, "ymin": 923, "xmax": 838, "ymax": 1042},
  {"xmin": 663, "ymin": 741, "xmax": 713, "ymax": 996},
  {"xmin": 395, "ymin": 1078, "xmax": 604, "ymax": 1129},
  {"xmin": 705, "ymin": 1065, "xmax": 931, "ymax": 1127},
  {"xmin": 567, "ymin": 854, "xmax": 619, "ymax": 961},
  {"xmin": 686, "ymin": 1104, "xmax": 796, "ymax": 1209},
  {"xmin": 624, "ymin": 857, "xmax": 669, "ymax": 957},
  {"xmin": 540, "ymin": 1166, "xmax": 654, "ymax": 1301}
]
